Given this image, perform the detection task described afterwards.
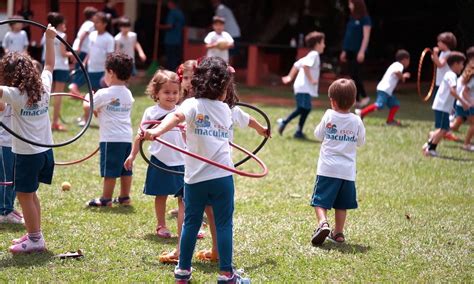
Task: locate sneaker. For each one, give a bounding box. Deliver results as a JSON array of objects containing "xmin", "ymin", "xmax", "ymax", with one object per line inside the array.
[
  {"xmin": 174, "ymin": 267, "xmax": 192, "ymax": 283},
  {"xmin": 9, "ymin": 237, "xmax": 46, "ymax": 254},
  {"xmin": 359, "ymin": 97, "xmax": 370, "ymax": 107},
  {"xmin": 293, "ymin": 131, "xmax": 307, "ymax": 139},
  {"xmin": 311, "ymin": 221, "xmax": 331, "ymax": 246},
  {"xmin": 77, "ymin": 119, "xmax": 86, "ymax": 127},
  {"xmin": 444, "ymin": 132, "xmax": 460, "ymax": 141},
  {"xmin": 12, "ymin": 234, "xmax": 28, "ymax": 245},
  {"xmin": 386, "ymin": 120, "xmax": 402, "ymax": 126},
  {"xmin": 217, "ymin": 269, "xmax": 251, "ymax": 284},
  {"xmin": 462, "ymin": 144, "xmax": 474, "ymax": 152},
  {"xmin": 276, "ymin": 118, "xmax": 286, "ymax": 135},
  {"xmin": 423, "ymin": 148, "xmax": 438, "ymax": 157},
  {"xmin": 0, "ymin": 211, "xmax": 25, "ymax": 224}
]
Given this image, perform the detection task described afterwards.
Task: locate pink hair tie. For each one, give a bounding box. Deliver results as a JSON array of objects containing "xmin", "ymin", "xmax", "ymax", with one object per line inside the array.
[{"xmin": 227, "ymin": 65, "xmax": 235, "ymax": 74}]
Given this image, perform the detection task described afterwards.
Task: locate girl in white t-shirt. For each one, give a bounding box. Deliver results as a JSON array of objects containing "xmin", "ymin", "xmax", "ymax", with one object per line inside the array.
[
  {"xmin": 431, "ymin": 32, "xmax": 457, "ymax": 98},
  {"xmin": 144, "ymin": 57, "xmax": 256, "ymax": 283},
  {"xmin": 0, "ymin": 25, "xmax": 57, "ymax": 254}
]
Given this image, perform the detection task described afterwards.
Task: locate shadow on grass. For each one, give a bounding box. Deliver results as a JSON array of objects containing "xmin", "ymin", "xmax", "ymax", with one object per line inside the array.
[
  {"xmin": 435, "ymin": 155, "xmax": 474, "ymax": 162},
  {"xmin": 84, "ymin": 206, "xmax": 136, "ymax": 215},
  {"xmin": 0, "ymin": 224, "xmax": 25, "ymax": 232},
  {"xmin": 0, "ymin": 250, "xmax": 55, "ymax": 268},
  {"xmin": 319, "ymin": 242, "xmax": 371, "ymax": 254},
  {"xmin": 192, "ymin": 261, "xmax": 219, "ymax": 274},
  {"xmin": 143, "ymin": 233, "xmax": 178, "ymax": 244},
  {"xmin": 242, "ymin": 258, "xmax": 278, "ymax": 272}
]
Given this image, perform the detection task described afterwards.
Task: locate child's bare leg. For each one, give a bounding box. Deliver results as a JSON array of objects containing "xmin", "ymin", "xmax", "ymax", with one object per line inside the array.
[
  {"xmin": 205, "ymin": 206, "xmax": 218, "ymax": 257},
  {"xmin": 102, "ymin": 177, "xmax": 116, "ymax": 199},
  {"xmin": 16, "ymin": 192, "xmax": 40, "ymax": 233},
  {"xmin": 52, "ymin": 82, "xmax": 65, "ymax": 126},
  {"xmin": 431, "ymin": 129, "xmax": 447, "ymax": 144},
  {"xmin": 464, "ymin": 116, "xmax": 474, "ymax": 146},
  {"xmin": 33, "ymin": 193, "xmax": 41, "ymax": 229},
  {"xmin": 450, "ymin": 116, "xmax": 463, "ymax": 132},
  {"xmin": 315, "ymin": 206, "xmax": 328, "ymax": 224},
  {"xmin": 119, "ymin": 175, "xmax": 132, "ymax": 198},
  {"xmin": 155, "ymin": 196, "xmax": 168, "ymax": 228},
  {"xmin": 334, "ymin": 209, "xmax": 347, "ymax": 234}
]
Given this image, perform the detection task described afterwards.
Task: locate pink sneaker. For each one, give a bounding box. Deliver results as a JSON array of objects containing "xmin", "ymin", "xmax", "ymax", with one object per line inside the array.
[
  {"xmin": 11, "ymin": 234, "xmax": 28, "ymax": 245},
  {"xmin": 9, "ymin": 237, "xmax": 46, "ymax": 254}
]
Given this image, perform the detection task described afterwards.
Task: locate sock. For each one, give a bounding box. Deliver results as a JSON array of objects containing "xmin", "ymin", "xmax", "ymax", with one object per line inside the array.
[
  {"xmin": 28, "ymin": 231, "xmax": 43, "ymax": 242},
  {"xmin": 361, "ymin": 104, "xmax": 378, "ymax": 117},
  {"xmin": 428, "ymin": 142, "xmax": 437, "ymax": 151},
  {"xmin": 387, "ymin": 106, "xmax": 400, "ymax": 122}
]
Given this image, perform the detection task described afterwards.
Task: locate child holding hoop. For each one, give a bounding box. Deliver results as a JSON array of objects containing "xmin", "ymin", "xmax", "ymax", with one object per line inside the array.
[
  {"xmin": 84, "ymin": 52, "xmax": 134, "ymax": 207},
  {"xmin": 310, "ymin": 79, "xmax": 365, "ymax": 246},
  {"xmin": 144, "ymin": 57, "xmax": 252, "ymax": 283},
  {"xmin": 0, "ymin": 24, "xmax": 57, "ymax": 253},
  {"xmin": 455, "ymin": 48, "xmax": 474, "ymax": 151}
]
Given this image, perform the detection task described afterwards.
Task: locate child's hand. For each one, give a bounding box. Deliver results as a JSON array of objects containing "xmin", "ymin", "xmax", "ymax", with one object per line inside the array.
[
  {"xmin": 257, "ymin": 127, "xmax": 271, "ymax": 138},
  {"xmin": 433, "ymin": 47, "xmax": 440, "ymax": 54},
  {"xmin": 124, "ymin": 156, "xmax": 134, "ymax": 171},
  {"xmin": 356, "ymin": 51, "xmax": 365, "ymax": 63},
  {"xmin": 143, "ymin": 129, "xmax": 159, "ymax": 141},
  {"xmin": 139, "ymin": 52, "xmax": 147, "ymax": 62},
  {"xmin": 311, "ymin": 79, "xmax": 318, "ymax": 85},
  {"xmin": 339, "ymin": 51, "xmax": 347, "ymax": 63},
  {"xmin": 403, "ymin": 72, "xmax": 411, "ymax": 80},
  {"xmin": 45, "ymin": 24, "xmax": 57, "ymax": 39},
  {"xmin": 281, "ymin": 76, "xmax": 292, "ymax": 85}
]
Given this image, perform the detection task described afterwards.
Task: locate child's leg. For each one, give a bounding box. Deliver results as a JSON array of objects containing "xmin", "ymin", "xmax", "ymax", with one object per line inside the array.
[
  {"xmin": 297, "ymin": 108, "xmax": 311, "ymax": 133},
  {"xmin": 387, "ymin": 106, "xmax": 400, "ymax": 123},
  {"xmin": 205, "ymin": 205, "xmax": 218, "ymax": 257},
  {"xmin": 450, "ymin": 116, "xmax": 464, "ymax": 132},
  {"xmin": 360, "ymin": 103, "xmax": 378, "ymax": 118},
  {"xmin": 52, "ymin": 81, "xmax": 66, "ymax": 127},
  {"xmin": 334, "ymin": 209, "xmax": 347, "ymax": 234},
  {"xmin": 386, "ymin": 95, "xmax": 401, "ymax": 123},
  {"xmin": 119, "ymin": 175, "xmax": 132, "ymax": 198},
  {"xmin": 154, "ymin": 195, "xmax": 168, "ymax": 229},
  {"xmin": 283, "ymin": 107, "xmax": 304, "ymax": 125},
  {"xmin": 176, "ymin": 197, "xmax": 184, "ymax": 254},
  {"xmin": 464, "ymin": 116, "xmax": 474, "ymax": 146},
  {"xmin": 102, "ymin": 177, "xmax": 116, "ymax": 199},
  {"xmin": 431, "ymin": 129, "xmax": 447, "ymax": 145},
  {"xmin": 0, "ymin": 147, "xmax": 15, "ymax": 217},
  {"xmin": 16, "ymin": 192, "xmax": 40, "ymax": 233},
  {"xmin": 314, "ymin": 207, "xmax": 328, "ymax": 224}
]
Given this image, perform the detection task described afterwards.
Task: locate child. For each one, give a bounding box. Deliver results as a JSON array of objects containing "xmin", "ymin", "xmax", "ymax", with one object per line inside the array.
[
  {"xmin": 431, "ymin": 32, "xmax": 457, "ymax": 98},
  {"xmin": 84, "ymin": 52, "xmax": 134, "ymax": 206},
  {"xmin": 0, "ymin": 104, "xmax": 24, "ymax": 224},
  {"xmin": 177, "ymin": 59, "xmax": 197, "ymax": 103},
  {"xmin": 204, "ymin": 16, "xmax": 234, "ymax": 63},
  {"xmin": 356, "ymin": 49, "xmax": 411, "ymax": 125},
  {"xmin": 124, "ymin": 69, "xmax": 184, "ymax": 242},
  {"xmin": 2, "ymin": 15, "xmax": 29, "ymax": 54},
  {"xmin": 115, "ymin": 17, "xmax": 147, "ymax": 76},
  {"xmin": 423, "ymin": 52, "xmax": 470, "ymax": 157},
  {"xmin": 277, "ymin": 31, "xmax": 326, "ymax": 139},
  {"xmin": 456, "ymin": 50, "xmax": 474, "ymax": 151},
  {"xmin": 0, "ymin": 24, "xmax": 56, "ymax": 253},
  {"xmin": 72, "ymin": 6, "xmax": 97, "ymax": 68},
  {"xmin": 281, "ymin": 58, "xmax": 303, "ymax": 85},
  {"xmin": 144, "ymin": 57, "xmax": 250, "ymax": 283},
  {"xmin": 310, "ymin": 79, "xmax": 365, "ymax": 246}
]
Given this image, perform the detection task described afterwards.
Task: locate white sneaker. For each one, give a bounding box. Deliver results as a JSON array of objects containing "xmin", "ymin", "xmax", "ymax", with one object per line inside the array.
[
  {"xmin": 462, "ymin": 144, "xmax": 474, "ymax": 152},
  {"xmin": 423, "ymin": 148, "xmax": 438, "ymax": 157},
  {"xmin": 0, "ymin": 211, "xmax": 24, "ymax": 224},
  {"xmin": 9, "ymin": 236, "xmax": 46, "ymax": 254},
  {"xmin": 359, "ymin": 97, "xmax": 370, "ymax": 107}
]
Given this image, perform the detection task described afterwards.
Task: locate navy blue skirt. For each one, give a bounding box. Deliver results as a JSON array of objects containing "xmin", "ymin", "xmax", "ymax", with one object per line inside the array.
[{"xmin": 143, "ymin": 156, "xmax": 184, "ymax": 196}]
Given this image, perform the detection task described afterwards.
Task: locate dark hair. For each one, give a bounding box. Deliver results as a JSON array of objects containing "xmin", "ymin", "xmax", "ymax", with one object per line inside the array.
[
  {"xmin": 223, "ymin": 76, "xmax": 239, "ymax": 108},
  {"xmin": 84, "ymin": 6, "xmax": 98, "ymax": 20},
  {"xmin": 47, "ymin": 12, "xmax": 64, "ymax": 28},
  {"xmin": 466, "ymin": 46, "xmax": 474, "ymax": 61},
  {"xmin": 8, "ymin": 15, "xmax": 23, "ymax": 27},
  {"xmin": 94, "ymin": 11, "xmax": 109, "ymax": 25},
  {"xmin": 305, "ymin": 31, "xmax": 325, "ymax": 48},
  {"xmin": 437, "ymin": 32, "xmax": 457, "ymax": 50},
  {"xmin": 350, "ymin": 0, "xmax": 369, "ymax": 20},
  {"xmin": 105, "ymin": 52, "xmax": 133, "ymax": 81},
  {"xmin": 395, "ymin": 49, "xmax": 410, "ymax": 61},
  {"xmin": 328, "ymin": 78, "xmax": 356, "ymax": 110},
  {"xmin": 0, "ymin": 52, "xmax": 44, "ymax": 106},
  {"xmin": 212, "ymin": 16, "xmax": 225, "ymax": 24},
  {"xmin": 146, "ymin": 69, "xmax": 180, "ymax": 102},
  {"xmin": 117, "ymin": 17, "xmax": 131, "ymax": 28},
  {"xmin": 446, "ymin": 51, "xmax": 466, "ymax": 67},
  {"xmin": 192, "ymin": 57, "xmax": 232, "ymax": 101}
]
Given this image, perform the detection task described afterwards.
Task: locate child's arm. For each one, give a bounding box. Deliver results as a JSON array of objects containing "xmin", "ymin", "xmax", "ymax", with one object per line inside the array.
[
  {"xmin": 357, "ymin": 25, "xmax": 371, "ymax": 63},
  {"xmin": 135, "ymin": 41, "xmax": 147, "ymax": 62},
  {"xmin": 462, "ymin": 85, "xmax": 473, "ymax": 105},
  {"xmin": 282, "ymin": 66, "xmax": 298, "ymax": 84},
  {"xmin": 248, "ymin": 116, "xmax": 270, "ymax": 137},
  {"xmin": 22, "ymin": 31, "xmax": 29, "ymax": 54},
  {"xmin": 0, "ymin": 102, "xmax": 5, "ymax": 111},
  {"xmin": 394, "ymin": 71, "xmax": 411, "ymax": 83},
  {"xmin": 2, "ymin": 33, "xmax": 9, "ymax": 54},
  {"xmin": 144, "ymin": 111, "xmax": 185, "ymax": 140},
  {"xmin": 313, "ymin": 113, "xmax": 327, "ymax": 141},
  {"xmin": 76, "ymin": 31, "xmax": 90, "ymax": 52},
  {"xmin": 303, "ymin": 65, "xmax": 317, "ymax": 85},
  {"xmin": 44, "ymin": 24, "xmax": 57, "ymax": 73},
  {"xmin": 431, "ymin": 47, "xmax": 447, "ymax": 68},
  {"xmin": 357, "ymin": 120, "xmax": 366, "ymax": 147},
  {"xmin": 451, "ymin": 86, "xmax": 471, "ymax": 109},
  {"xmin": 124, "ymin": 133, "xmax": 142, "ymax": 171}
]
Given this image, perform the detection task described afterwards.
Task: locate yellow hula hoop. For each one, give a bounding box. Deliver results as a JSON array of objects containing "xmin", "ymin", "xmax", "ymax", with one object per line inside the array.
[{"xmin": 417, "ymin": 48, "xmax": 436, "ymax": 102}]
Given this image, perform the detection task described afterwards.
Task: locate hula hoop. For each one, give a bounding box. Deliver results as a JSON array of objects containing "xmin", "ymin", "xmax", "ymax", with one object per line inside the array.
[
  {"xmin": 0, "ymin": 19, "xmax": 94, "ymax": 148},
  {"xmin": 0, "ymin": 181, "xmax": 13, "ymax": 186},
  {"xmin": 140, "ymin": 121, "xmax": 268, "ymax": 178},
  {"xmin": 417, "ymin": 48, "xmax": 436, "ymax": 102}
]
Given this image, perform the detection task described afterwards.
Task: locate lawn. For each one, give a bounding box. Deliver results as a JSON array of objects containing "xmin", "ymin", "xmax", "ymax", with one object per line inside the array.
[{"xmin": 0, "ymin": 83, "xmax": 472, "ymax": 282}]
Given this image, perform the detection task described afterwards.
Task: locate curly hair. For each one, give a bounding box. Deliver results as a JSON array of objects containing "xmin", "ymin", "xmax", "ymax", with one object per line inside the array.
[
  {"xmin": 0, "ymin": 52, "xmax": 44, "ymax": 106},
  {"xmin": 192, "ymin": 57, "xmax": 231, "ymax": 101},
  {"xmin": 223, "ymin": 76, "xmax": 239, "ymax": 109},
  {"xmin": 145, "ymin": 69, "xmax": 180, "ymax": 102}
]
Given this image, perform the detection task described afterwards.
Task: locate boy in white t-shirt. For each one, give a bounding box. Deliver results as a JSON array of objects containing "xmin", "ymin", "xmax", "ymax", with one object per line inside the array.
[
  {"xmin": 115, "ymin": 17, "xmax": 146, "ymax": 76},
  {"xmin": 277, "ymin": 31, "xmax": 325, "ymax": 139},
  {"xmin": 204, "ymin": 16, "xmax": 234, "ymax": 63},
  {"xmin": 356, "ymin": 49, "xmax": 411, "ymax": 125},
  {"xmin": 310, "ymin": 79, "xmax": 365, "ymax": 246},
  {"xmin": 2, "ymin": 15, "xmax": 29, "ymax": 54},
  {"xmin": 423, "ymin": 52, "xmax": 470, "ymax": 157},
  {"xmin": 83, "ymin": 53, "xmax": 135, "ymax": 207},
  {"xmin": 431, "ymin": 32, "xmax": 457, "ymax": 99}
]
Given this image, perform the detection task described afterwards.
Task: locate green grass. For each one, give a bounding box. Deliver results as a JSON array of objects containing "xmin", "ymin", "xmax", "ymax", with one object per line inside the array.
[{"xmin": 0, "ymin": 84, "xmax": 472, "ymax": 282}]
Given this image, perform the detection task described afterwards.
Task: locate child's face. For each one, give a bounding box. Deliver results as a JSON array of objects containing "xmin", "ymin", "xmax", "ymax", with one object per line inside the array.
[
  {"xmin": 157, "ymin": 82, "xmax": 180, "ymax": 110},
  {"xmin": 94, "ymin": 16, "xmax": 107, "ymax": 32},
  {"xmin": 451, "ymin": 61, "xmax": 464, "ymax": 75},
  {"xmin": 181, "ymin": 70, "xmax": 193, "ymax": 93},
  {"xmin": 120, "ymin": 26, "xmax": 131, "ymax": 34},
  {"xmin": 315, "ymin": 39, "xmax": 326, "ymax": 54},
  {"xmin": 57, "ymin": 23, "xmax": 66, "ymax": 32},
  {"xmin": 401, "ymin": 58, "xmax": 410, "ymax": 69},
  {"xmin": 11, "ymin": 23, "xmax": 23, "ymax": 32},
  {"xmin": 437, "ymin": 41, "xmax": 448, "ymax": 51},
  {"xmin": 348, "ymin": 1, "xmax": 355, "ymax": 12},
  {"xmin": 213, "ymin": 22, "xmax": 225, "ymax": 34}
]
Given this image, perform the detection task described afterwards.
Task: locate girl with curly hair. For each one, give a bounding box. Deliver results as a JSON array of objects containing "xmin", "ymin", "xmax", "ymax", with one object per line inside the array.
[{"xmin": 0, "ymin": 24, "xmax": 57, "ymax": 254}]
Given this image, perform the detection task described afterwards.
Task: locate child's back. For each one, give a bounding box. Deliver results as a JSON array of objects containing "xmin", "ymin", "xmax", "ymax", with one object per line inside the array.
[{"xmin": 294, "ymin": 49, "xmax": 321, "ymax": 98}]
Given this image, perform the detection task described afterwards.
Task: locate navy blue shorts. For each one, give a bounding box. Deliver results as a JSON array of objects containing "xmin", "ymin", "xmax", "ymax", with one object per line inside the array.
[
  {"xmin": 295, "ymin": 93, "xmax": 312, "ymax": 110},
  {"xmin": 13, "ymin": 149, "xmax": 54, "ymax": 193},
  {"xmin": 374, "ymin": 90, "xmax": 400, "ymax": 110},
  {"xmin": 53, "ymin": 70, "xmax": 70, "ymax": 83},
  {"xmin": 434, "ymin": 110, "xmax": 450, "ymax": 130},
  {"xmin": 310, "ymin": 175, "xmax": 358, "ymax": 210},
  {"xmin": 73, "ymin": 70, "xmax": 104, "ymax": 92},
  {"xmin": 455, "ymin": 105, "xmax": 474, "ymax": 118},
  {"xmin": 99, "ymin": 142, "xmax": 132, "ymax": 178},
  {"xmin": 143, "ymin": 156, "xmax": 184, "ymax": 196}
]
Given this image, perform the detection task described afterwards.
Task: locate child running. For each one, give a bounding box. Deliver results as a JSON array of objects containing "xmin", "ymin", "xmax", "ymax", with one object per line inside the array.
[
  {"xmin": 2, "ymin": 15, "xmax": 29, "ymax": 54},
  {"xmin": 115, "ymin": 17, "xmax": 147, "ymax": 76},
  {"xmin": 0, "ymin": 24, "xmax": 57, "ymax": 253},
  {"xmin": 356, "ymin": 49, "xmax": 411, "ymax": 125},
  {"xmin": 310, "ymin": 79, "xmax": 365, "ymax": 246},
  {"xmin": 455, "ymin": 49, "xmax": 474, "ymax": 151},
  {"xmin": 84, "ymin": 52, "xmax": 135, "ymax": 206},
  {"xmin": 144, "ymin": 57, "xmax": 250, "ymax": 283}
]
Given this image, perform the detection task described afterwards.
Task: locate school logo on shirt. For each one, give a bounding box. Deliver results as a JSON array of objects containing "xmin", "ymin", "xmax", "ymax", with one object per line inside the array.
[
  {"xmin": 325, "ymin": 122, "xmax": 357, "ymax": 142},
  {"xmin": 194, "ymin": 113, "xmax": 229, "ymax": 139},
  {"xmin": 20, "ymin": 102, "xmax": 49, "ymax": 116},
  {"xmin": 106, "ymin": 98, "xmax": 131, "ymax": 112}
]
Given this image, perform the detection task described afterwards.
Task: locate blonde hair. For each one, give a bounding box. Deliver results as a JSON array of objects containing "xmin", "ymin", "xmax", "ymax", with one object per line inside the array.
[
  {"xmin": 461, "ymin": 61, "xmax": 474, "ymax": 86},
  {"xmin": 177, "ymin": 59, "xmax": 197, "ymax": 102},
  {"xmin": 145, "ymin": 69, "xmax": 180, "ymax": 102}
]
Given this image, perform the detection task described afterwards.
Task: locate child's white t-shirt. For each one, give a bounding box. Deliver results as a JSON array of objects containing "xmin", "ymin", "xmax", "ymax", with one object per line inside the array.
[
  {"xmin": 293, "ymin": 50, "xmax": 320, "ymax": 97},
  {"xmin": 2, "ymin": 31, "xmax": 29, "ymax": 53},
  {"xmin": 455, "ymin": 77, "xmax": 474, "ymax": 107},
  {"xmin": 204, "ymin": 31, "xmax": 234, "ymax": 63},
  {"xmin": 140, "ymin": 104, "xmax": 185, "ymax": 167},
  {"xmin": 314, "ymin": 109, "xmax": 365, "ymax": 181},
  {"xmin": 72, "ymin": 20, "xmax": 95, "ymax": 53},
  {"xmin": 41, "ymin": 32, "xmax": 69, "ymax": 71},
  {"xmin": 436, "ymin": 51, "xmax": 451, "ymax": 86},
  {"xmin": 88, "ymin": 31, "xmax": 115, "ymax": 72},
  {"xmin": 433, "ymin": 70, "xmax": 457, "ymax": 113},
  {"xmin": 0, "ymin": 70, "xmax": 53, "ymax": 154},
  {"xmin": 376, "ymin": 61, "xmax": 404, "ymax": 95},
  {"xmin": 115, "ymin": 32, "xmax": 137, "ymax": 61},
  {"xmin": 230, "ymin": 106, "xmax": 250, "ymax": 141},
  {"xmin": 178, "ymin": 97, "xmax": 233, "ymax": 184},
  {"xmin": 94, "ymin": 85, "xmax": 134, "ymax": 143},
  {"xmin": 0, "ymin": 105, "xmax": 12, "ymax": 147}
]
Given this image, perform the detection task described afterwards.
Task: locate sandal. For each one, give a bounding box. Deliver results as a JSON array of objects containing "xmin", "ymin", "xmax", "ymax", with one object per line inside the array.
[
  {"xmin": 87, "ymin": 198, "xmax": 112, "ymax": 207},
  {"xmin": 195, "ymin": 249, "xmax": 218, "ymax": 262},
  {"xmin": 156, "ymin": 226, "xmax": 172, "ymax": 238},
  {"xmin": 311, "ymin": 221, "xmax": 331, "ymax": 246},
  {"xmin": 52, "ymin": 123, "xmax": 67, "ymax": 132},
  {"xmin": 159, "ymin": 249, "xmax": 179, "ymax": 264},
  {"xmin": 113, "ymin": 196, "xmax": 131, "ymax": 206},
  {"xmin": 328, "ymin": 231, "xmax": 345, "ymax": 244}
]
